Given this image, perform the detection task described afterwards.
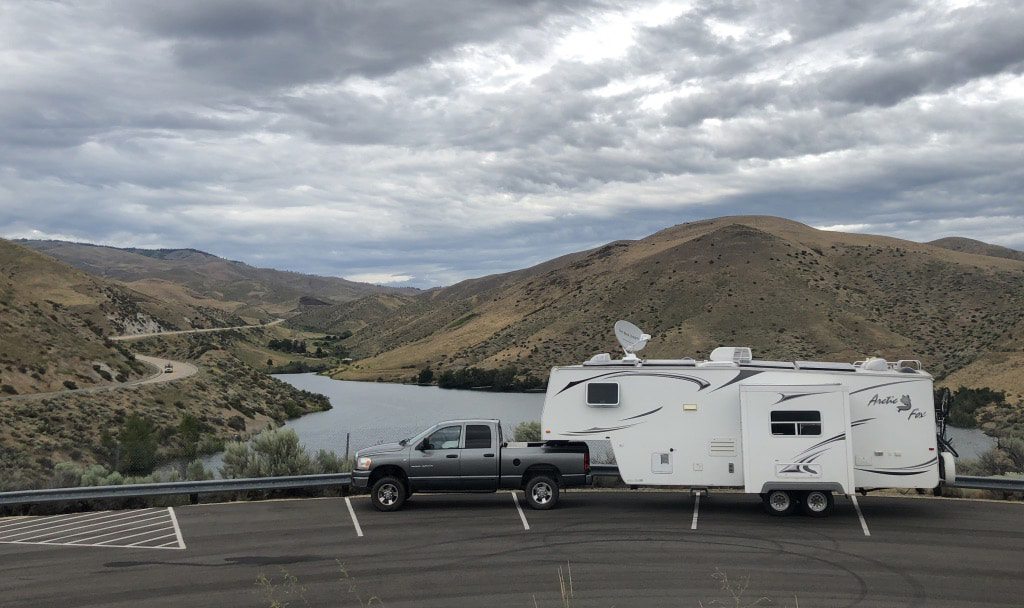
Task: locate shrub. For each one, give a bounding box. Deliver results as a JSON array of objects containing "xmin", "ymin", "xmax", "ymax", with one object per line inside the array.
[
  {"xmin": 220, "ymin": 426, "xmax": 312, "ymax": 478},
  {"xmin": 1, "ymin": 384, "xmax": 16, "ymax": 395},
  {"xmin": 513, "ymin": 420, "xmax": 541, "ymax": 442}
]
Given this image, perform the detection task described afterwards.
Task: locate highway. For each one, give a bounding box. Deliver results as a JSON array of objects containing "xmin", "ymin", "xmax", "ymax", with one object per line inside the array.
[{"xmin": 1, "ymin": 490, "xmax": 1022, "ymax": 607}]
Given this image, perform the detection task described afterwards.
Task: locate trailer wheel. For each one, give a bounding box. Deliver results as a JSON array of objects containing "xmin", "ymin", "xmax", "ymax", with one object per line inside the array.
[
  {"xmin": 371, "ymin": 476, "xmax": 407, "ymax": 512},
  {"xmin": 525, "ymin": 475, "xmax": 559, "ymax": 510},
  {"xmin": 763, "ymin": 490, "xmax": 795, "ymax": 516},
  {"xmin": 801, "ymin": 490, "xmax": 833, "ymax": 517}
]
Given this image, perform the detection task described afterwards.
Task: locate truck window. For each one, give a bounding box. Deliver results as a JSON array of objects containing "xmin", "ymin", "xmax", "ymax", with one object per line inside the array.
[
  {"xmin": 465, "ymin": 425, "xmax": 492, "ymax": 449},
  {"xmin": 770, "ymin": 411, "xmax": 822, "ymax": 436},
  {"xmin": 426, "ymin": 425, "xmax": 462, "ymax": 449}
]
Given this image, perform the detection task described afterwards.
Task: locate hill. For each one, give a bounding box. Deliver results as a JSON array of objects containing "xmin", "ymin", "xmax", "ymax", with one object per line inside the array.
[
  {"xmin": 0, "ymin": 238, "xmax": 249, "ymax": 394},
  {"xmin": 0, "ymin": 238, "xmax": 334, "ymax": 488},
  {"xmin": 928, "ymin": 237, "xmax": 1024, "ymax": 263},
  {"xmin": 287, "ymin": 217, "xmax": 1024, "ymax": 400},
  {"xmin": 18, "ymin": 240, "xmax": 419, "ymax": 318}
]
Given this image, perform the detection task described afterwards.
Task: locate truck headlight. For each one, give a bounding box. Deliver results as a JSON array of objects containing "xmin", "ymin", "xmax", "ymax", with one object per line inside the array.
[{"xmin": 356, "ymin": 456, "xmax": 372, "ymax": 471}]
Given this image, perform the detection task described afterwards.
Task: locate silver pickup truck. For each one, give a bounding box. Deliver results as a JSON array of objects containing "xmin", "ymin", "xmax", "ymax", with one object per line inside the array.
[{"xmin": 352, "ymin": 419, "xmax": 590, "ymax": 511}]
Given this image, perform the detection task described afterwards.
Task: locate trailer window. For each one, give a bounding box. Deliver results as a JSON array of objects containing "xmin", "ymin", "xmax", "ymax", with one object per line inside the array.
[
  {"xmin": 771, "ymin": 411, "xmax": 822, "ymax": 436},
  {"xmin": 465, "ymin": 425, "xmax": 492, "ymax": 449},
  {"xmin": 586, "ymin": 382, "xmax": 619, "ymax": 407}
]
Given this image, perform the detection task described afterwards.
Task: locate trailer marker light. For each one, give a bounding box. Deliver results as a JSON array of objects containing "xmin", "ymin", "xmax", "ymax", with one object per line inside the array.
[
  {"xmin": 684, "ymin": 404, "xmax": 697, "ymax": 411},
  {"xmin": 545, "ymin": 429, "xmax": 551, "ymax": 434}
]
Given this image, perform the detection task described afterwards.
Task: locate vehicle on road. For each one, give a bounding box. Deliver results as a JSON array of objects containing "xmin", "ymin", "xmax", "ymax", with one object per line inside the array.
[
  {"xmin": 163, "ymin": 363, "xmax": 174, "ymax": 373},
  {"xmin": 353, "ymin": 419, "xmax": 590, "ymax": 511},
  {"xmin": 541, "ymin": 321, "xmax": 957, "ymax": 517}
]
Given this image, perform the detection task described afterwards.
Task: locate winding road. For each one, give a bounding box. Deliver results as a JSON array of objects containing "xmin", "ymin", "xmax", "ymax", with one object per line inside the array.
[{"xmin": 0, "ymin": 320, "xmax": 282, "ymax": 402}]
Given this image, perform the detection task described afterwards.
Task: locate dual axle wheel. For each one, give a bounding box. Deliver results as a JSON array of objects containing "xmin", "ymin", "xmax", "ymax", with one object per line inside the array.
[{"xmin": 762, "ymin": 489, "xmax": 834, "ymax": 517}]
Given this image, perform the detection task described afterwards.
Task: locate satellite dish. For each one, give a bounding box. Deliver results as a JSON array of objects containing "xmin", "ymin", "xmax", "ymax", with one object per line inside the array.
[{"xmin": 614, "ymin": 320, "xmax": 650, "ymax": 356}]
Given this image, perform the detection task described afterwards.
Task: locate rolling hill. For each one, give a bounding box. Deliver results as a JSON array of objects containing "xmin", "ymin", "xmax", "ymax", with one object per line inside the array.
[
  {"xmin": 17, "ymin": 240, "xmax": 419, "ymax": 318},
  {"xmin": 286, "ymin": 217, "xmax": 1024, "ymax": 401}
]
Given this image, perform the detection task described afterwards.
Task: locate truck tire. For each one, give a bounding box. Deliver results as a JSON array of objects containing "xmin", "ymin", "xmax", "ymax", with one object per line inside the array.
[
  {"xmin": 763, "ymin": 490, "xmax": 795, "ymax": 516},
  {"xmin": 525, "ymin": 475, "xmax": 559, "ymax": 510},
  {"xmin": 371, "ymin": 476, "xmax": 407, "ymax": 512},
  {"xmin": 800, "ymin": 490, "xmax": 833, "ymax": 517}
]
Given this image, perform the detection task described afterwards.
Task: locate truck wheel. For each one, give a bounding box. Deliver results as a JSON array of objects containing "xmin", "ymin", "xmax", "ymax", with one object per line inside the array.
[
  {"xmin": 763, "ymin": 490, "xmax": 795, "ymax": 516},
  {"xmin": 525, "ymin": 475, "xmax": 559, "ymax": 510},
  {"xmin": 800, "ymin": 490, "xmax": 833, "ymax": 517},
  {"xmin": 371, "ymin": 476, "xmax": 407, "ymax": 512}
]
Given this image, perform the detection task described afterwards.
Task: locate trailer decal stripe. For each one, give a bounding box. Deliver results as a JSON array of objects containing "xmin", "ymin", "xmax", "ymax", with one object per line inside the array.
[
  {"xmin": 850, "ymin": 380, "xmax": 918, "ymax": 395},
  {"xmin": 711, "ymin": 370, "xmax": 763, "ymax": 392},
  {"xmin": 555, "ymin": 372, "xmax": 710, "ymax": 396},
  {"xmin": 621, "ymin": 407, "xmax": 662, "ymax": 421},
  {"xmin": 855, "ymin": 457, "xmax": 938, "ymax": 476}
]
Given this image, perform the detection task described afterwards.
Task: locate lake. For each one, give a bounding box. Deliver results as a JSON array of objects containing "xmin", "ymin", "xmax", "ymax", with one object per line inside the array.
[{"xmin": 275, "ymin": 373, "xmax": 546, "ymax": 456}]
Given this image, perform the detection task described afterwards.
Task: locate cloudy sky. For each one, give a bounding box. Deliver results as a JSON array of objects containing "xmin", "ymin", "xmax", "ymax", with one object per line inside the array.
[{"xmin": 2, "ymin": 1, "xmax": 1022, "ymax": 287}]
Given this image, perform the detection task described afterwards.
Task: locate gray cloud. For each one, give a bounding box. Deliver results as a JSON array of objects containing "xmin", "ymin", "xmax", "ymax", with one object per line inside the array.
[{"xmin": 1, "ymin": 0, "xmax": 1022, "ymax": 287}]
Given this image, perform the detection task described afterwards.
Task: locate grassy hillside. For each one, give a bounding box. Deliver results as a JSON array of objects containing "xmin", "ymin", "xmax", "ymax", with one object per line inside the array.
[
  {"xmin": 19, "ymin": 240, "xmax": 419, "ymax": 316},
  {"xmin": 0, "ymin": 338, "xmax": 330, "ymax": 491},
  {"xmin": 287, "ymin": 217, "xmax": 1024, "ymax": 402},
  {"xmin": 0, "ymin": 238, "xmax": 245, "ymax": 395}
]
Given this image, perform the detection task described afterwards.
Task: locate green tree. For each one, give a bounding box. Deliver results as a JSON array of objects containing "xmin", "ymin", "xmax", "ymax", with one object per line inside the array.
[
  {"xmin": 119, "ymin": 414, "xmax": 159, "ymax": 475},
  {"xmin": 417, "ymin": 367, "xmax": 434, "ymax": 384}
]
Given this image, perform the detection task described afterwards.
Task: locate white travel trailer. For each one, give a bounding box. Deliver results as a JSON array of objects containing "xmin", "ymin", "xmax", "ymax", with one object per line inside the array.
[{"xmin": 541, "ymin": 321, "xmax": 956, "ymax": 516}]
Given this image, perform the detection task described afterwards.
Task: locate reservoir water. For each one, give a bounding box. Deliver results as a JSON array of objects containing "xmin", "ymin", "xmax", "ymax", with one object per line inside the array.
[{"xmin": 275, "ymin": 373, "xmax": 545, "ymax": 456}]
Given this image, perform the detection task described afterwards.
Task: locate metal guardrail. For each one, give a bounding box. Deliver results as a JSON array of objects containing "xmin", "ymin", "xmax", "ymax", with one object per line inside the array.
[
  {"xmin": 2, "ymin": 469, "xmax": 1022, "ymax": 507},
  {"xmin": 0, "ymin": 473, "xmax": 351, "ymax": 506},
  {"xmin": 947, "ymin": 475, "xmax": 1024, "ymax": 493}
]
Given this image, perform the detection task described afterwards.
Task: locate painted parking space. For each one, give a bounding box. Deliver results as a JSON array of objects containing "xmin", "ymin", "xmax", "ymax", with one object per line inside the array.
[{"xmin": 0, "ymin": 507, "xmax": 185, "ymax": 550}]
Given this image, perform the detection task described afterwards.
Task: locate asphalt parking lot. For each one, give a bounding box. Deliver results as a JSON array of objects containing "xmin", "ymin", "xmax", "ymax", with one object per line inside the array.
[{"xmin": 1, "ymin": 490, "xmax": 1022, "ymax": 607}]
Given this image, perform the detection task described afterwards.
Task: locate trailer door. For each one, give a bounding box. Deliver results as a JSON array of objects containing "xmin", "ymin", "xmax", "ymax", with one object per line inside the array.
[{"xmin": 740, "ymin": 384, "xmax": 854, "ymax": 495}]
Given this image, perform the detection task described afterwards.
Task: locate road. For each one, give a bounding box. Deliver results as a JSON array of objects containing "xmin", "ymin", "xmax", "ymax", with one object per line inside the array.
[
  {"xmin": 1, "ymin": 490, "xmax": 1022, "ymax": 607},
  {"xmin": 0, "ymin": 320, "xmax": 279, "ymax": 402}
]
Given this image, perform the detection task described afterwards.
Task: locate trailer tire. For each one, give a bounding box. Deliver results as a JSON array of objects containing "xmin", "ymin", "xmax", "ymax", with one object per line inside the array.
[
  {"xmin": 525, "ymin": 475, "xmax": 559, "ymax": 510},
  {"xmin": 763, "ymin": 490, "xmax": 795, "ymax": 516},
  {"xmin": 800, "ymin": 490, "xmax": 833, "ymax": 517},
  {"xmin": 370, "ymin": 476, "xmax": 407, "ymax": 512}
]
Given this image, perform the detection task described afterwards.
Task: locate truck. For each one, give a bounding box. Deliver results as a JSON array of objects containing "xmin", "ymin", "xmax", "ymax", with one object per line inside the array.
[
  {"xmin": 352, "ymin": 419, "xmax": 591, "ymax": 511},
  {"xmin": 540, "ymin": 321, "xmax": 956, "ymax": 516}
]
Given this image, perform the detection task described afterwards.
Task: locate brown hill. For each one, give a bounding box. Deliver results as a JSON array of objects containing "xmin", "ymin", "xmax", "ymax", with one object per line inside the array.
[
  {"xmin": 18, "ymin": 240, "xmax": 419, "ymax": 317},
  {"xmin": 928, "ymin": 237, "xmax": 1024, "ymax": 263},
  {"xmin": 0, "ymin": 238, "xmax": 248, "ymax": 395},
  {"xmin": 288, "ymin": 217, "xmax": 1024, "ymax": 400}
]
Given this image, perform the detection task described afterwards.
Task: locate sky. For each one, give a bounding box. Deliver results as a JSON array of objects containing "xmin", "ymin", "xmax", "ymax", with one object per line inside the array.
[{"xmin": 1, "ymin": 1, "xmax": 1022, "ymax": 288}]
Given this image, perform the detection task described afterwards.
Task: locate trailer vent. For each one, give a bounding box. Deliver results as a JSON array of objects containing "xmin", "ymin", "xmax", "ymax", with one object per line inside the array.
[{"xmin": 709, "ymin": 437, "xmax": 737, "ymax": 457}]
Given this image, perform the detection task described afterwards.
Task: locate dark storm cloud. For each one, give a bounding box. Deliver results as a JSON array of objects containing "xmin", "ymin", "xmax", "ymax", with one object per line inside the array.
[{"xmin": 1, "ymin": 1, "xmax": 1022, "ymax": 287}]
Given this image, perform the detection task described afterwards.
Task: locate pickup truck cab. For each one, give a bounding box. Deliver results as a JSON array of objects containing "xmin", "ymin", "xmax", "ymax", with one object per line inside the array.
[{"xmin": 352, "ymin": 419, "xmax": 590, "ymax": 511}]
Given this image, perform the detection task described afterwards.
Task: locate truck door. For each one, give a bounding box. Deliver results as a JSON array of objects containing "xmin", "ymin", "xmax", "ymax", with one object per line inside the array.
[
  {"xmin": 460, "ymin": 424, "xmax": 499, "ymax": 491},
  {"xmin": 408, "ymin": 424, "xmax": 463, "ymax": 491},
  {"xmin": 740, "ymin": 384, "xmax": 854, "ymax": 495}
]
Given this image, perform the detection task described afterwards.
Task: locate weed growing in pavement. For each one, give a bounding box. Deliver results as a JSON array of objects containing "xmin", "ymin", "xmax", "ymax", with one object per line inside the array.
[
  {"xmin": 256, "ymin": 561, "xmax": 382, "ymax": 607},
  {"xmin": 699, "ymin": 567, "xmax": 798, "ymax": 608}
]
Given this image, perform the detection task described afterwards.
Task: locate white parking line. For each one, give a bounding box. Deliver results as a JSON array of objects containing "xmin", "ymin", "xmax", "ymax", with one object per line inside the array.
[
  {"xmin": 511, "ymin": 492, "xmax": 530, "ymax": 531},
  {"xmin": 0, "ymin": 507, "xmax": 185, "ymax": 550},
  {"xmin": 851, "ymin": 495, "xmax": 871, "ymax": 536},
  {"xmin": 344, "ymin": 497, "xmax": 364, "ymax": 537},
  {"xmin": 168, "ymin": 506, "xmax": 186, "ymax": 549},
  {"xmin": 690, "ymin": 493, "xmax": 701, "ymax": 530}
]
